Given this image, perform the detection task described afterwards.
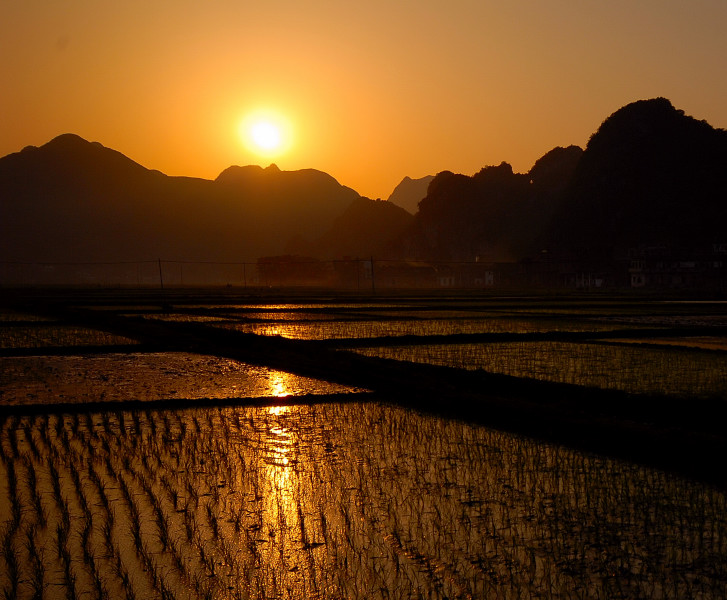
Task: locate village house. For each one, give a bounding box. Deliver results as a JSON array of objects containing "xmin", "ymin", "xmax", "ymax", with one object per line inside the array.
[{"xmin": 628, "ymin": 244, "xmax": 727, "ymax": 290}]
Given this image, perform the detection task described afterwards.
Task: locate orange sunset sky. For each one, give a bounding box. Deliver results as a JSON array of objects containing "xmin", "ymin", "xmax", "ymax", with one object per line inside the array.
[{"xmin": 2, "ymin": 1, "xmax": 726, "ymax": 200}]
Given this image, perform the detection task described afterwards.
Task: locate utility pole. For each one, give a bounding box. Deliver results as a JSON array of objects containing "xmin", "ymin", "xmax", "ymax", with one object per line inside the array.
[
  {"xmin": 158, "ymin": 258, "xmax": 164, "ymax": 290},
  {"xmin": 370, "ymin": 256, "xmax": 376, "ymax": 293}
]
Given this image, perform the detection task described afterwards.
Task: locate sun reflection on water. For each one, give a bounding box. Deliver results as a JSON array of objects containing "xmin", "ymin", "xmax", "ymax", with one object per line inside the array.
[
  {"xmin": 259, "ymin": 406, "xmax": 306, "ymax": 579},
  {"xmin": 268, "ymin": 371, "xmax": 294, "ymax": 397},
  {"xmin": 267, "ymin": 425, "xmax": 293, "ymax": 467}
]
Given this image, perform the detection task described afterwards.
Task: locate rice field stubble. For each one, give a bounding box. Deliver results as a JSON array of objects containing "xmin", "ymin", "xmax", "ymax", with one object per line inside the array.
[
  {"xmin": 1, "ymin": 289, "xmax": 727, "ymax": 598},
  {"xmin": 1, "ymin": 404, "xmax": 726, "ymax": 599}
]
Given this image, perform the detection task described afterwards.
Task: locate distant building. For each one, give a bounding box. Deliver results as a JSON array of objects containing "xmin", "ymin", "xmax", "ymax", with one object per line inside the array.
[
  {"xmin": 373, "ymin": 261, "xmax": 499, "ymax": 289},
  {"xmin": 628, "ymin": 244, "xmax": 727, "ymax": 290}
]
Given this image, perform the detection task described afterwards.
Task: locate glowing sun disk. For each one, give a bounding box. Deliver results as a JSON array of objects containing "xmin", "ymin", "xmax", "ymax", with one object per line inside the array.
[
  {"xmin": 251, "ymin": 121, "xmax": 281, "ymax": 150},
  {"xmin": 239, "ymin": 110, "xmax": 293, "ymax": 158}
]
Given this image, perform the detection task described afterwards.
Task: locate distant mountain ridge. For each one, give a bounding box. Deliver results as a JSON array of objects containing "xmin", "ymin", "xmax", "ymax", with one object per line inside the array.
[
  {"xmin": 386, "ymin": 175, "xmax": 435, "ymax": 214},
  {"xmin": 0, "ymin": 134, "xmax": 363, "ymax": 262},
  {"xmin": 399, "ymin": 98, "xmax": 726, "ymax": 262},
  {"xmin": 396, "ymin": 147, "xmax": 583, "ymax": 261},
  {"xmin": 551, "ymin": 98, "xmax": 727, "ymax": 257},
  {"xmin": 2, "ymin": 98, "xmax": 725, "ymax": 271},
  {"xmin": 288, "ymin": 197, "xmax": 413, "ymax": 259}
]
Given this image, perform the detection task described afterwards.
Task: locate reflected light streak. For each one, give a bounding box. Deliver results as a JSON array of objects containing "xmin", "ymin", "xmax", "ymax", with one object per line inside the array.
[
  {"xmin": 268, "ymin": 371, "xmax": 294, "ymax": 398},
  {"xmin": 260, "ymin": 407, "xmax": 303, "ymax": 573}
]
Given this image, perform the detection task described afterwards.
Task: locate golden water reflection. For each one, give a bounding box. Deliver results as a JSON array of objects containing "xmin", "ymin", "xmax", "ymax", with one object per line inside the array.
[
  {"xmin": 268, "ymin": 371, "xmax": 294, "ymax": 397},
  {"xmin": 259, "ymin": 405, "xmax": 315, "ymax": 591},
  {"xmin": 19, "ymin": 403, "xmax": 721, "ymax": 598},
  {"xmin": 221, "ymin": 403, "xmax": 727, "ymax": 598}
]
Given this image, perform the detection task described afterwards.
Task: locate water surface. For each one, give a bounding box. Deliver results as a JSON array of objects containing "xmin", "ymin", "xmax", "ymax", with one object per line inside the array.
[{"xmin": 1, "ymin": 402, "xmax": 724, "ymax": 599}]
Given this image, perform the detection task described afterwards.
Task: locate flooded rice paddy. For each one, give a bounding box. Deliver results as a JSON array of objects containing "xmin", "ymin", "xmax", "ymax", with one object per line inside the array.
[
  {"xmin": 353, "ymin": 340, "xmax": 727, "ymax": 398},
  {"xmin": 1, "ymin": 292, "xmax": 727, "ymax": 598},
  {"xmin": 214, "ymin": 316, "xmax": 634, "ymax": 340},
  {"xmin": 0, "ymin": 325, "xmax": 139, "ymax": 349},
  {"xmin": 0, "ymin": 353, "xmax": 364, "ymax": 407},
  {"xmin": 1, "ymin": 403, "xmax": 726, "ymax": 599}
]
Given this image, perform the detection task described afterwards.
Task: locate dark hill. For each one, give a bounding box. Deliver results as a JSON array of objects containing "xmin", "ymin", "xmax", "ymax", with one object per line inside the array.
[
  {"xmin": 215, "ymin": 163, "xmax": 360, "ymax": 241},
  {"xmin": 0, "ymin": 134, "xmax": 361, "ymax": 263},
  {"xmin": 400, "ymin": 98, "xmax": 726, "ymax": 265},
  {"xmin": 529, "ymin": 145, "xmax": 583, "ymax": 194},
  {"xmin": 401, "ymin": 148, "xmax": 582, "ymax": 262},
  {"xmin": 386, "ymin": 175, "xmax": 435, "ymax": 214},
  {"xmin": 3, "ymin": 98, "xmax": 725, "ymax": 277},
  {"xmin": 0, "ymin": 134, "xmax": 201, "ymax": 262},
  {"xmin": 289, "ymin": 197, "xmax": 414, "ymax": 259},
  {"xmin": 551, "ymin": 98, "xmax": 727, "ymax": 257}
]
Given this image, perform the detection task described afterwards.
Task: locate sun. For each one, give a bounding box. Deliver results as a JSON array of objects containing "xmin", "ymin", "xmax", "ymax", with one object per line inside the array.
[
  {"xmin": 251, "ymin": 121, "xmax": 281, "ymax": 151},
  {"xmin": 239, "ymin": 110, "xmax": 293, "ymax": 159}
]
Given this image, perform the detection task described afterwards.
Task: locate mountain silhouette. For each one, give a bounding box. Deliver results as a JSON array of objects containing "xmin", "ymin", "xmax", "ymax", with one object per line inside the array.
[
  {"xmin": 550, "ymin": 98, "xmax": 727, "ymax": 258},
  {"xmin": 2, "ymin": 98, "xmax": 725, "ymax": 275},
  {"xmin": 386, "ymin": 175, "xmax": 435, "ymax": 214},
  {"xmin": 397, "ymin": 98, "xmax": 726, "ymax": 264},
  {"xmin": 288, "ymin": 197, "xmax": 414, "ymax": 259},
  {"xmin": 398, "ymin": 148, "xmax": 582, "ymax": 262},
  {"xmin": 0, "ymin": 134, "xmax": 361, "ymax": 263}
]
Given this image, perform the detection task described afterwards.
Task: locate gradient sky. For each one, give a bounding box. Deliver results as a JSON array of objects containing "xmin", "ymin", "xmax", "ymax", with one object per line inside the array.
[{"xmin": 2, "ymin": 1, "xmax": 726, "ymax": 199}]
